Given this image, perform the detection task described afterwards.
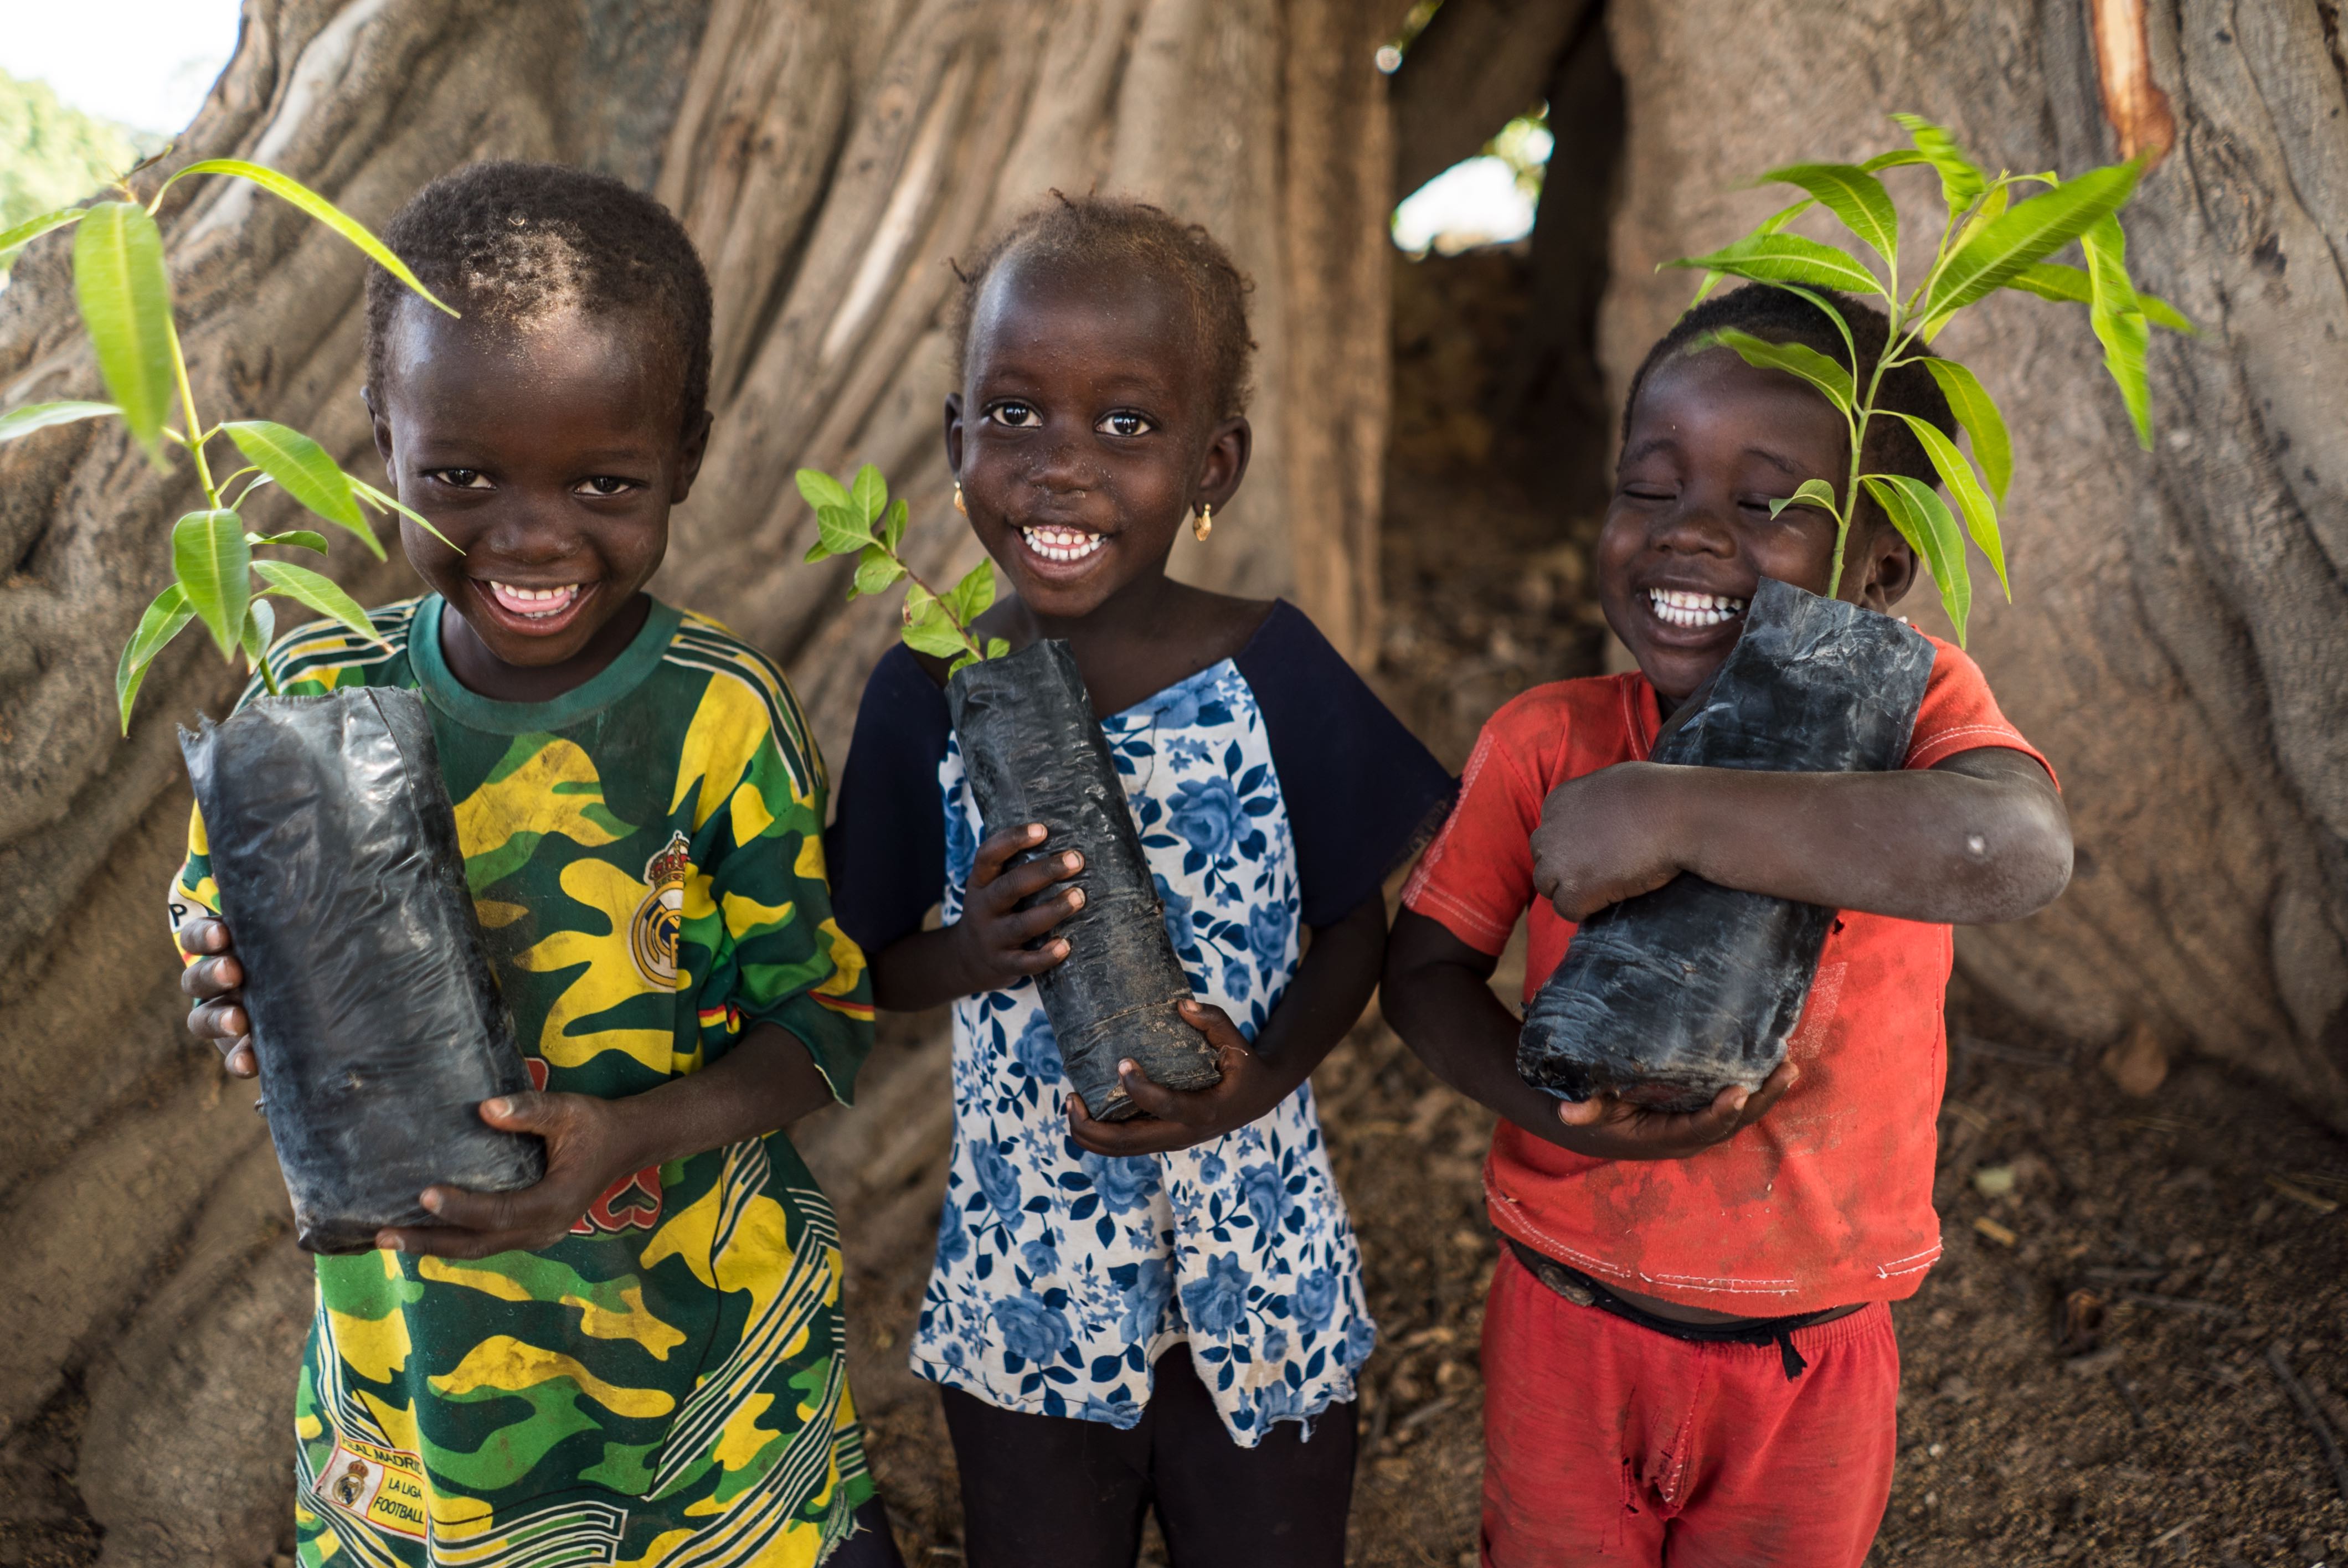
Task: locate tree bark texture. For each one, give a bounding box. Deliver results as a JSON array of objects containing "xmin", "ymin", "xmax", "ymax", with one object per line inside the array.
[
  {"xmin": 0, "ymin": 1, "xmax": 1398, "ymax": 1560},
  {"xmin": 1593, "ymin": 0, "xmax": 2348, "ymax": 1125}
]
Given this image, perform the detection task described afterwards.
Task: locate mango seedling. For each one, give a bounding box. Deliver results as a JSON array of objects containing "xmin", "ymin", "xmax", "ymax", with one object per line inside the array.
[
  {"xmin": 0, "ymin": 156, "xmax": 456, "ymax": 728},
  {"xmin": 796, "ymin": 463, "xmax": 1007, "ymax": 670},
  {"xmin": 1664, "ymin": 112, "xmax": 2192, "ymax": 644}
]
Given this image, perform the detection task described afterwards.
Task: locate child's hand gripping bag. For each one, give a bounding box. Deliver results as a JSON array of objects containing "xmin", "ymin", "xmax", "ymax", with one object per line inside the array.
[
  {"xmin": 1517, "ymin": 576, "xmax": 1936, "ymax": 1113},
  {"xmin": 181, "ymin": 687, "xmax": 543, "ymax": 1252}
]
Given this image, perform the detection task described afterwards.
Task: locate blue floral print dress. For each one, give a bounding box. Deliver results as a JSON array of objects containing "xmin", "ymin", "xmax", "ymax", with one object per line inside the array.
[{"xmin": 830, "ymin": 601, "xmax": 1456, "ymax": 1448}]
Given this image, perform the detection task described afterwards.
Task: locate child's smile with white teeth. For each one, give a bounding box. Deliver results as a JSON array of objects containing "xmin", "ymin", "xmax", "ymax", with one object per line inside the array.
[
  {"xmin": 1020, "ymin": 524, "xmax": 1108, "ymax": 564},
  {"xmin": 1646, "ymin": 587, "xmax": 1748, "ymax": 628},
  {"xmin": 485, "ymin": 580, "xmax": 588, "ymax": 618}
]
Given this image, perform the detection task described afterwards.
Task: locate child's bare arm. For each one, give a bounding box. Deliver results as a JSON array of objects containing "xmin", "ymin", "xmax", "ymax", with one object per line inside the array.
[
  {"xmin": 377, "ymin": 1023, "xmax": 835, "ymax": 1258},
  {"xmin": 1531, "ymin": 749, "xmax": 2071, "ymax": 927},
  {"xmin": 1067, "ymin": 891, "xmax": 1386, "ymax": 1157},
  {"xmin": 1382, "ymin": 909, "xmax": 1796, "ymax": 1161}
]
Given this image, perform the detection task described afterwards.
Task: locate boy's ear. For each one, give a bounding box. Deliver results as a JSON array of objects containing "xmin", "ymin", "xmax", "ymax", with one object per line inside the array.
[
  {"xmin": 1855, "ymin": 515, "xmax": 1918, "ymax": 612},
  {"xmin": 671, "ymin": 410, "xmax": 714, "ymax": 504},
  {"xmin": 943, "ymin": 393, "xmax": 965, "ymax": 477},
  {"xmin": 363, "ymin": 385, "xmax": 395, "ymax": 474},
  {"xmin": 1194, "ymin": 415, "xmax": 1252, "ymax": 514}
]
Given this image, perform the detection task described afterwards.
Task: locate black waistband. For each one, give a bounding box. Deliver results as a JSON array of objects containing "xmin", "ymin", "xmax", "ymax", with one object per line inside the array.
[{"xmin": 1505, "ymin": 1237, "xmax": 1845, "ymax": 1381}]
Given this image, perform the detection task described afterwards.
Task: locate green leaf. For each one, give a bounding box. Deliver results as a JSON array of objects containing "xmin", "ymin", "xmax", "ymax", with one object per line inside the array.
[
  {"xmin": 246, "ymin": 529, "xmax": 329, "ymax": 554},
  {"xmin": 116, "ymin": 583, "xmax": 194, "ymax": 732},
  {"xmin": 154, "ymin": 159, "xmax": 457, "ymax": 316},
  {"xmin": 2004, "ymin": 262, "xmax": 2192, "ymax": 331},
  {"xmin": 881, "ymin": 497, "xmax": 908, "ymax": 552},
  {"xmin": 850, "ymin": 463, "xmax": 888, "ymax": 528},
  {"xmin": 239, "ymin": 596, "xmax": 277, "ymax": 668},
  {"xmin": 852, "ymin": 544, "xmax": 905, "ymax": 598},
  {"xmin": 223, "ymin": 420, "xmax": 374, "ymax": 552},
  {"xmin": 1704, "ymin": 327, "xmax": 1855, "ymax": 408},
  {"xmin": 253, "ymin": 559, "xmax": 385, "ymax": 646},
  {"xmin": 1768, "ymin": 477, "xmax": 1841, "ymax": 519},
  {"xmin": 794, "ymin": 468, "xmax": 852, "ymax": 514},
  {"xmin": 948, "ymin": 650, "xmax": 982, "ymax": 675},
  {"xmin": 1889, "ymin": 113, "xmax": 1986, "ymax": 213},
  {"xmin": 73, "ymin": 202, "xmax": 175, "ymax": 461},
  {"xmin": 1863, "ymin": 474, "xmax": 1972, "ymax": 644},
  {"xmin": 1891, "ymin": 412, "xmax": 2008, "ymax": 597},
  {"xmin": 1920, "ymin": 358, "xmax": 2013, "ymax": 502},
  {"xmin": 0, "ymin": 400, "xmax": 119, "ymax": 443},
  {"xmin": 0, "ymin": 204, "xmax": 86, "ymax": 261},
  {"xmin": 1860, "ymin": 148, "xmax": 1929, "ymax": 173},
  {"xmin": 985, "ymin": 637, "xmax": 1010, "ymax": 659},
  {"xmin": 944, "ymin": 559, "xmax": 995, "ymax": 628},
  {"xmin": 1664, "ymin": 232, "xmax": 1886, "ymax": 298},
  {"xmin": 815, "ymin": 504, "xmax": 876, "ymax": 558},
  {"xmin": 1760, "ymin": 163, "xmax": 1898, "ymax": 265},
  {"xmin": 1919, "ymin": 159, "xmax": 2143, "ymax": 321},
  {"xmin": 901, "ymin": 595, "xmax": 972, "ymax": 659},
  {"xmin": 171, "ymin": 509, "xmax": 251, "ymax": 657},
  {"xmin": 2079, "ymin": 214, "xmax": 2155, "ymax": 449},
  {"xmin": 350, "ymin": 477, "xmax": 454, "ymax": 550}
]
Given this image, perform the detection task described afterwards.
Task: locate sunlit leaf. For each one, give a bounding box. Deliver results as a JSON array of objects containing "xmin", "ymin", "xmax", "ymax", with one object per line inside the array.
[
  {"xmin": 0, "ymin": 400, "xmax": 119, "ymax": 443},
  {"xmin": 73, "ymin": 202, "xmax": 176, "ymax": 461},
  {"xmin": 1889, "ymin": 113, "xmax": 1987, "ymax": 213},
  {"xmin": 795, "ymin": 467, "xmax": 852, "ymax": 514},
  {"xmin": 349, "ymin": 477, "xmax": 452, "ymax": 549},
  {"xmin": 245, "ymin": 529, "xmax": 329, "ymax": 554},
  {"xmin": 881, "ymin": 496, "xmax": 908, "ymax": 552},
  {"xmin": 253, "ymin": 559, "xmax": 385, "ymax": 646},
  {"xmin": 949, "ymin": 650, "xmax": 981, "ymax": 674},
  {"xmin": 944, "ymin": 559, "xmax": 994, "ymax": 627},
  {"xmin": 0, "ymin": 204, "xmax": 86, "ymax": 262},
  {"xmin": 852, "ymin": 544, "xmax": 904, "ymax": 597},
  {"xmin": 1919, "ymin": 159, "xmax": 2143, "ymax": 321},
  {"xmin": 1705, "ymin": 327, "xmax": 1855, "ymax": 408},
  {"xmin": 1760, "ymin": 163, "xmax": 1898, "ymax": 265},
  {"xmin": 851, "ymin": 463, "xmax": 888, "ymax": 527},
  {"xmin": 154, "ymin": 159, "xmax": 457, "ymax": 314},
  {"xmin": 240, "ymin": 596, "xmax": 277, "ymax": 669},
  {"xmin": 985, "ymin": 637, "xmax": 1010, "ymax": 659},
  {"xmin": 1864, "ymin": 474, "xmax": 1972, "ymax": 644},
  {"xmin": 1664, "ymin": 231, "xmax": 1886, "ymax": 298},
  {"xmin": 1769, "ymin": 477, "xmax": 1842, "ymax": 519},
  {"xmin": 116, "ymin": 582, "xmax": 194, "ymax": 732},
  {"xmin": 815, "ymin": 504, "xmax": 874, "ymax": 558},
  {"xmin": 1892, "ymin": 412, "xmax": 2008, "ymax": 597},
  {"xmin": 172, "ymin": 508, "xmax": 251, "ymax": 657},
  {"xmin": 2079, "ymin": 214, "xmax": 2155, "ymax": 448},
  {"xmin": 2004, "ymin": 261, "xmax": 2193, "ymax": 332},
  {"xmin": 224, "ymin": 420, "xmax": 369, "ymax": 542},
  {"xmin": 1920, "ymin": 359, "xmax": 2013, "ymax": 501},
  {"xmin": 1861, "ymin": 148, "xmax": 1929, "ymax": 173},
  {"xmin": 902, "ymin": 595, "xmax": 971, "ymax": 659}
]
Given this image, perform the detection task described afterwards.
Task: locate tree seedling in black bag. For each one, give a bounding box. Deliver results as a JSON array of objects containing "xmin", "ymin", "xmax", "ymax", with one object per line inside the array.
[
  {"xmin": 3, "ymin": 158, "xmax": 543, "ymax": 1251},
  {"xmin": 800, "ymin": 463, "xmax": 1221, "ymax": 1119},
  {"xmin": 1518, "ymin": 114, "xmax": 2188, "ymax": 1109}
]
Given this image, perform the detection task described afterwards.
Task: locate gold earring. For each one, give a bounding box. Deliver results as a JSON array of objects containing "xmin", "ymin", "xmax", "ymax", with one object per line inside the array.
[
  {"xmin": 954, "ymin": 482, "xmax": 967, "ymax": 516},
  {"xmin": 1192, "ymin": 503, "xmax": 1213, "ymax": 543}
]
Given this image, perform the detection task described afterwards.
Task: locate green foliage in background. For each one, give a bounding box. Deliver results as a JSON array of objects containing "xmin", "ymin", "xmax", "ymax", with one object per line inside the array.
[
  {"xmin": 797, "ymin": 465, "xmax": 1007, "ymax": 672},
  {"xmin": 0, "ymin": 156, "xmax": 457, "ymax": 729},
  {"xmin": 0, "ymin": 70, "xmax": 150, "ymax": 285},
  {"xmin": 1664, "ymin": 112, "xmax": 2192, "ymax": 644}
]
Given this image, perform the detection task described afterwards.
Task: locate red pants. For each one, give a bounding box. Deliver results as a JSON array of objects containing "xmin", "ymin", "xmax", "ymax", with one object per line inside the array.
[{"xmin": 1480, "ymin": 1247, "xmax": 1899, "ymax": 1567}]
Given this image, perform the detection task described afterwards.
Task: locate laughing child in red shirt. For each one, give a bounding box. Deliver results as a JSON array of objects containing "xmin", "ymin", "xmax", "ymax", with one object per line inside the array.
[{"xmin": 1381, "ymin": 283, "xmax": 2073, "ymax": 1568}]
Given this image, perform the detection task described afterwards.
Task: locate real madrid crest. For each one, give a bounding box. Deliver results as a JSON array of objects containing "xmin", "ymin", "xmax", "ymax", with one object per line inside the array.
[{"xmin": 629, "ymin": 831, "xmax": 690, "ymax": 988}]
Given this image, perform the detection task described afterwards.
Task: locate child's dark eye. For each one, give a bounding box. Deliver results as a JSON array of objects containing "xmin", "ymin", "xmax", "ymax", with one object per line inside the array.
[
  {"xmin": 430, "ymin": 468, "xmax": 491, "ymax": 490},
  {"xmin": 986, "ymin": 402, "xmax": 1042, "ymax": 429},
  {"xmin": 1096, "ymin": 411, "xmax": 1154, "ymax": 438},
  {"xmin": 574, "ymin": 476, "xmax": 640, "ymax": 497}
]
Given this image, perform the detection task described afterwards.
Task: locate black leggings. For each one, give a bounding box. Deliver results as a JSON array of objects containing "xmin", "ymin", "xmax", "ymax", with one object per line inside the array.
[
  {"xmin": 939, "ymin": 1345, "xmax": 1358, "ymax": 1568},
  {"xmin": 827, "ymin": 1496, "xmax": 908, "ymax": 1567}
]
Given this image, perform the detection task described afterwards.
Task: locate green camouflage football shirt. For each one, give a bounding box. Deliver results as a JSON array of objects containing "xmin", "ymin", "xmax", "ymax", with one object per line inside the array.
[{"xmin": 171, "ymin": 595, "xmax": 877, "ymax": 1568}]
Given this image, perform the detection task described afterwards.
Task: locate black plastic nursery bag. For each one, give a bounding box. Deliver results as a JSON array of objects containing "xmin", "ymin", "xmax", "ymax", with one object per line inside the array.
[
  {"xmin": 948, "ymin": 641, "xmax": 1223, "ymax": 1121},
  {"xmin": 181, "ymin": 687, "xmax": 543, "ymax": 1253},
  {"xmin": 1517, "ymin": 577, "xmax": 1936, "ymax": 1113}
]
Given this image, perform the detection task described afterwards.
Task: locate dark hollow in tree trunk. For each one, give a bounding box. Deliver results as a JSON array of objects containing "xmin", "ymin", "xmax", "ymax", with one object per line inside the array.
[
  {"xmin": 1517, "ymin": 578, "xmax": 1935, "ymax": 1112},
  {"xmin": 179, "ymin": 688, "xmax": 542, "ymax": 1253},
  {"xmin": 948, "ymin": 641, "xmax": 1223, "ymax": 1121}
]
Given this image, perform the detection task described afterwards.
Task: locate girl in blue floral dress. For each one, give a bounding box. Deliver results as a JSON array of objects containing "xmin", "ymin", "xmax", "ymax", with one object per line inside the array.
[{"xmin": 831, "ymin": 197, "xmax": 1453, "ymax": 1568}]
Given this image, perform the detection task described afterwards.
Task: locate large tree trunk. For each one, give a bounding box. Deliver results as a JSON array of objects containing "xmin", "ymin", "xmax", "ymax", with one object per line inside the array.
[
  {"xmin": 0, "ymin": 1, "xmax": 1397, "ymax": 1560},
  {"xmin": 1590, "ymin": 0, "xmax": 2348, "ymax": 1126}
]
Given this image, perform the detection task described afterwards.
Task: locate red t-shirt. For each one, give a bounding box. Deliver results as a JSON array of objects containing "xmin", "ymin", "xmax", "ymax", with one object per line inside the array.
[{"xmin": 1402, "ymin": 637, "xmax": 2051, "ymax": 1314}]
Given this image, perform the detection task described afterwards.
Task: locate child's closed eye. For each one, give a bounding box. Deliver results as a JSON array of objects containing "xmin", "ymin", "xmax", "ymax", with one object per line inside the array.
[
  {"xmin": 1094, "ymin": 411, "xmax": 1154, "ymax": 438},
  {"xmin": 985, "ymin": 401, "xmax": 1042, "ymax": 429}
]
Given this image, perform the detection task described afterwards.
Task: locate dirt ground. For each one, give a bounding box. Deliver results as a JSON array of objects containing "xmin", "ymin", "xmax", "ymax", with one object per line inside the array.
[{"xmin": 846, "ymin": 250, "xmax": 2348, "ymax": 1567}]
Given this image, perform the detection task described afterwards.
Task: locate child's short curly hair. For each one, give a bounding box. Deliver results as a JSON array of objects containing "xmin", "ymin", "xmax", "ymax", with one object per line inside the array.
[
  {"xmin": 363, "ymin": 161, "xmax": 713, "ymax": 430},
  {"xmin": 949, "ymin": 193, "xmax": 1256, "ymax": 421},
  {"xmin": 1626, "ymin": 285, "xmax": 1956, "ymax": 500}
]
